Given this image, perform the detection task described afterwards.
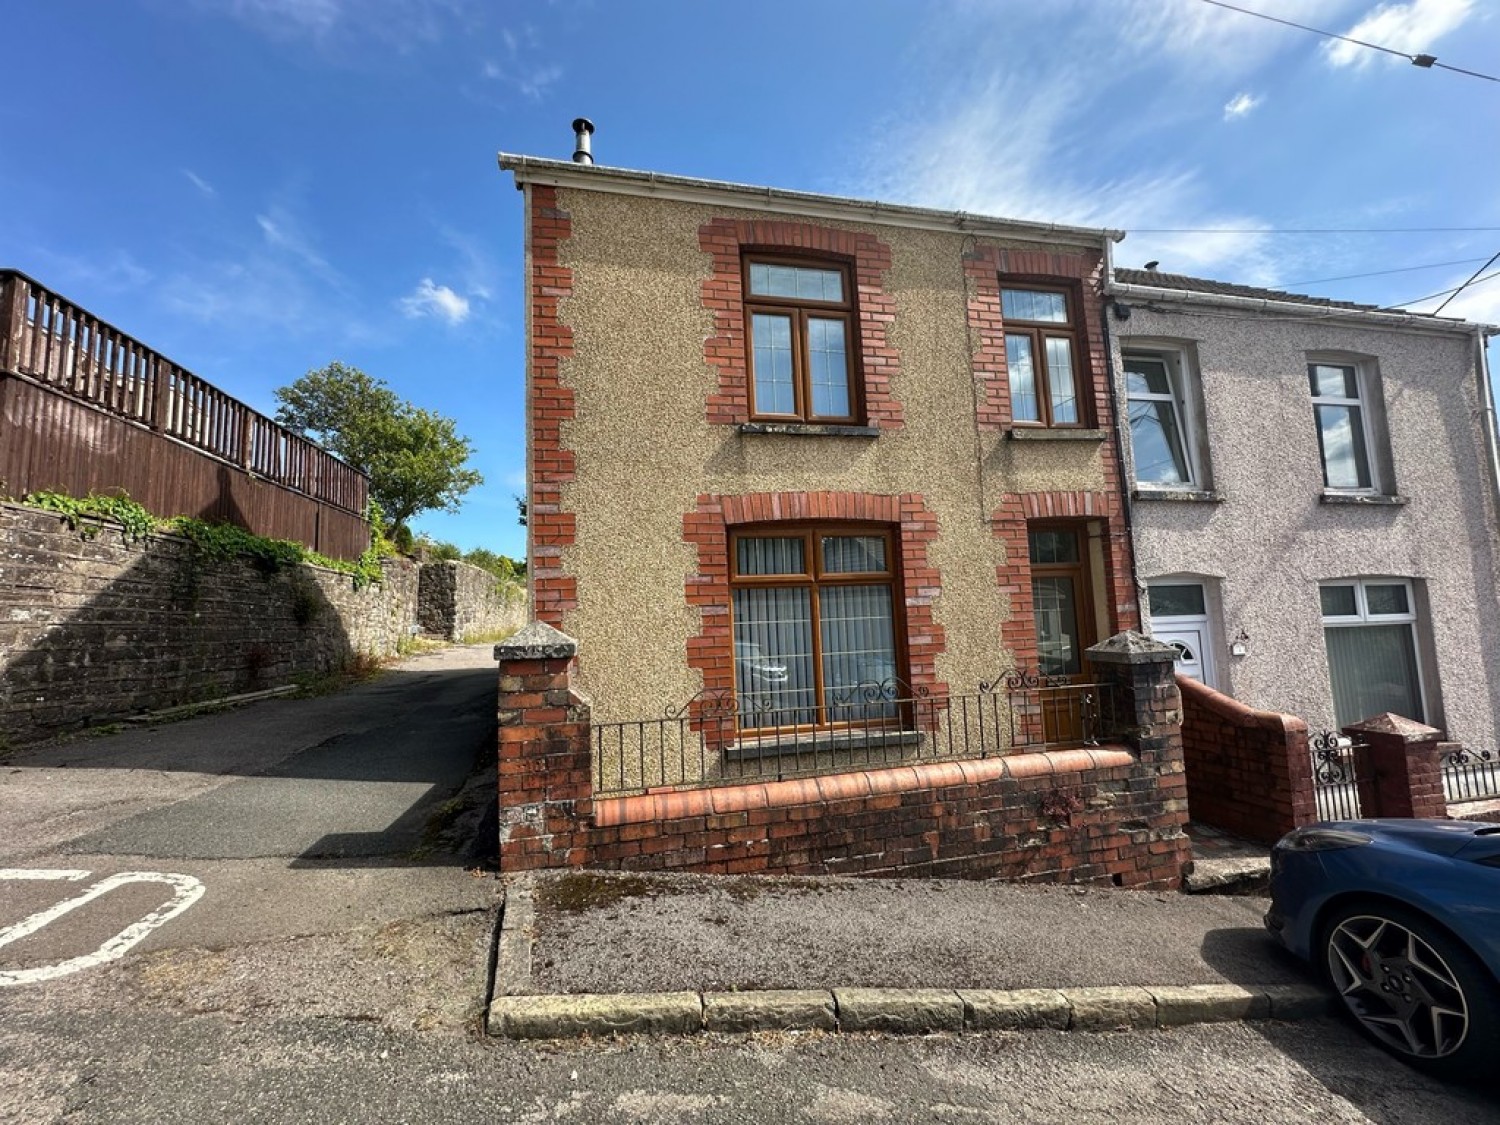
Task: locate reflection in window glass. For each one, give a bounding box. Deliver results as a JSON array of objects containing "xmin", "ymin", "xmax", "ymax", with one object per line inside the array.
[
  {"xmin": 1007, "ymin": 334, "xmax": 1039, "ymax": 423},
  {"xmin": 1033, "ymin": 576, "xmax": 1081, "ymax": 676},
  {"xmin": 1045, "ymin": 338, "xmax": 1078, "ymax": 423},
  {"xmin": 1148, "ymin": 583, "xmax": 1206, "ymax": 618},
  {"xmin": 1320, "ymin": 585, "xmax": 1358, "ymax": 616},
  {"xmin": 749, "ymin": 263, "xmax": 843, "ymax": 302},
  {"xmin": 1125, "ymin": 354, "xmax": 1191, "ymax": 487},
  {"xmin": 1315, "ymin": 403, "xmax": 1370, "ymax": 489},
  {"xmin": 751, "ymin": 313, "xmax": 796, "ymax": 414},
  {"xmin": 807, "ymin": 318, "xmax": 849, "ymax": 417},
  {"xmin": 733, "ymin": 587, "xmax": 815, "ymax": 726},
  {"xmin": 1366, "ymin": 583, "xmax": 1410, "ymax": 616},
  {"xmin": 1002, "ymin": 289, "xmax": 1068, "ymax": 323},
  {"xmin": 1028, "ymin": 529, "xmax": 1079, "ymax": 564}
]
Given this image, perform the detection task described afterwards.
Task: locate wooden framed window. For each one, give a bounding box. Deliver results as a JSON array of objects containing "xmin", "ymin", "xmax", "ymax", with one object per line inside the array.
[
  {"xmin": 744, "ymin": 258, "xmax": 857, "ymax": 423},
  {"xmin": 1003, "ymin": 285, "xmax": 1084, "ymax": 427},
  {"xmin": 728, "ymin": 524, "xmax": 902, "ymax": 730}
]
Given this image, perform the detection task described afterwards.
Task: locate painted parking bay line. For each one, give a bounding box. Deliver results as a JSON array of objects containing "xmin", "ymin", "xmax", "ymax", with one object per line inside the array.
[{"xmin": 0, "ymin": 869, "xmax": 205, "ymax": 986}]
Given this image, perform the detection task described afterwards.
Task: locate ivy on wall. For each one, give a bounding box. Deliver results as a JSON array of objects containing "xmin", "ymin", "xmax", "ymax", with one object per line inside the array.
[{"xmin": 20, "ymin": 490, "xmax": 388, "ymax": 589}]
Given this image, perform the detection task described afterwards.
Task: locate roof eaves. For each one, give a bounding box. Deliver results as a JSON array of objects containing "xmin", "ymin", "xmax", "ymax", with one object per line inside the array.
[{"xmin": 498, "ymin": 153, "xmax": 1124, "ymax": 246}]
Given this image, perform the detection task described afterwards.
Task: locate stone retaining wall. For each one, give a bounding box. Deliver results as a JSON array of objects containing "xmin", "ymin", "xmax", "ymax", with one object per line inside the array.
[
  {"xmin": 417, "ymin": 560, "xmax": 525, "ymax": 641},
  {"xmin": 0, "ymin": 501, "xmax": 418, "ymax": 744}
]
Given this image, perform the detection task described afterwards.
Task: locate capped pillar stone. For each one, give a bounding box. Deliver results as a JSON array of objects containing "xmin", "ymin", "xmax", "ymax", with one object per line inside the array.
[
  {"xmin": 1085, "ymin": 631, "xmax": 1182, "ymax": 761},
  {"xmin": 1085, "ymin": 630, "xmax": 1178, "ymax": 667},
  {"xmin": 1344, "ymin": 712, "xmax": 1446, "ymax": 820},
  {"xmin": 495, "ymin": 620, "xmax": 579, "ymax": 662}
]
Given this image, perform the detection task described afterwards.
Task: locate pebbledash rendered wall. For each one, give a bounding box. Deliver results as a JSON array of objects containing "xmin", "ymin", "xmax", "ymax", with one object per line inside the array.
[
  {"xmin": 0, "ymin": 501, "xmax": 419, "ymax": 744},
  {"xmin": 505, "ymin": 156, "xmax": 1140, "ymax": 736},
  {"xmin": 1111, "ymin": 283, "xmax": 1500, "ymax": 760}
]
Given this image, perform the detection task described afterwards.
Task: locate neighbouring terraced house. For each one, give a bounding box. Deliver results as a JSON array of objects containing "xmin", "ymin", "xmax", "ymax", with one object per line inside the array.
[{"xmin": 1109, "ymin": 267, "xmax": 1500, "ymax": 797}]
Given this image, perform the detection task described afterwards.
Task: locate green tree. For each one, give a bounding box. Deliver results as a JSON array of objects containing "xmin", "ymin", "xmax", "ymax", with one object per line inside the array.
[{"xmin": 275, "ymin": 362, "xmax": 483, "ymax": 535}]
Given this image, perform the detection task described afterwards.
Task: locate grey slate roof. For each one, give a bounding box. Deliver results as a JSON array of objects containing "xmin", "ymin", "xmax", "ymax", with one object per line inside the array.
[{"xmin": 1113, "ymin": 267, "xmax": 1393, "ymax": 313}]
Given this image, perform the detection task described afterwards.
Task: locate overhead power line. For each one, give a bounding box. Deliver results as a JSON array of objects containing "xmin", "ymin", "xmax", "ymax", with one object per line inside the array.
[
  {"xmin": 1388, "ymin": 263, "xmax": 1500, "ymax": 311},
  {"xmin": 1285, "ymin": 257, "xmax": 1495, "ymax": 288},
  {"xmin": 1127, "ymin": 226, "xmax": 1500, "ymax": 234},
  {"xmin": 1197, "ymin": 0, "xmax": 1500, "ymax": 83}
]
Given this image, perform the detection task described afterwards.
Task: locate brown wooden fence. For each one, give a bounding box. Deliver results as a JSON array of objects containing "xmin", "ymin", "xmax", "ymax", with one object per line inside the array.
[{"xmin": 0, "ymin": 269, "xmax": 370, "ymax": 559}]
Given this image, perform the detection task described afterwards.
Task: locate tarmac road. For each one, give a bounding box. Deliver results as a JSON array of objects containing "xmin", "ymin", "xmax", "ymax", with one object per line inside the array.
[{"xmin": 0, "ymin": 644, "xmax": 503, "ymax": 979}]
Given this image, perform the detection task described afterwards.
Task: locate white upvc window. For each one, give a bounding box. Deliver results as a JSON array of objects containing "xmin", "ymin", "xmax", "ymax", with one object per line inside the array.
[
  {"xmin": 1319, "ymin": 578, "xmax": 1428, "ymax": 730},
  {"xmin": 1124, "ymin": 349, "xmax": 1198, "ymax": 489},
  {"xmin": 1309, "ymin": 360, "xmax": 1379, "ymax": 493}
]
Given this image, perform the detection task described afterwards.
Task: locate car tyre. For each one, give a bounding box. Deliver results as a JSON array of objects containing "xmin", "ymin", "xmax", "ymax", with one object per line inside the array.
[{"xmin": 1320, "ymin": 901, "xmax": 1500, "ymax": 1080}]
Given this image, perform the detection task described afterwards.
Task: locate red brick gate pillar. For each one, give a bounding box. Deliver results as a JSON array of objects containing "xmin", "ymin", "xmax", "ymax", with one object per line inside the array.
[
  {"xmin": 1344, "ymin": 712, "xmax": 1447, "ymax": 820},
  {"xmin": 1085, "ymin": 631, "xmax": 1192, "ymax": 881},
  {"xmin": 494, "ymin": 621, "xmax": 593, "ymax": 871}
]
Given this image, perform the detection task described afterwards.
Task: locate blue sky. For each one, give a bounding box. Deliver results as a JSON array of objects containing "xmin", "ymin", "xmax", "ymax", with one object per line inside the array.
[{"xmin": 4, "ymin": 1, "xmax": 1497, "ymax": 560}]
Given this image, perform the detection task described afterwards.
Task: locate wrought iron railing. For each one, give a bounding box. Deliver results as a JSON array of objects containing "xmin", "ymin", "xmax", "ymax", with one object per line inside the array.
[
  {"xmin": 1442, "ymin": 744, "xmax": 1500, "ymax": 803},
  {"xmin": 592, "ymin": 671, "xmax": 1117, "ymax": 798},
  {"xmin": 1311, "ymin": 730, "xmax": 1363, "ymax": 820}
]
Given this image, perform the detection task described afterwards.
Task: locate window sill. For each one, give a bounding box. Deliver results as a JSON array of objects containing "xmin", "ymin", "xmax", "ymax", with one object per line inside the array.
[
  {"xmin": 1006, "ymin": 427, "xmax": 1109, "ymax": 442},
  {"xmin": 1319, "ymin": 491, "xmax": 1408, "ymax": 507},
  {"xmin": 724, "ymin": 728, "xmax": 920, "ymax": 761},
  {"xmin": 739, "ymin": 422, "xmax": 881, "ymax": 438},
  {"xmin": 1132, "ymin": 488, "xmax": 1223, "ymax": 503}
]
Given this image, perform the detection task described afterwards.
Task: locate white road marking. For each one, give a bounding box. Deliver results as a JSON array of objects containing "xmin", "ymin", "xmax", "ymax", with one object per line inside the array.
[
  {"xmin": 0, "ymin": 870, "xmax": 205, "ymax": 986},
  {"xmin": 0, "ymin": 869, "xmax": 90, "ymax": 882}
]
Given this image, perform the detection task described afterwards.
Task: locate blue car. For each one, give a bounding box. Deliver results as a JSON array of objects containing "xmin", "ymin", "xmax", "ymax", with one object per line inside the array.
[{"xmin": 1266, "ymin": 818, "xmax": 1500, "ymax": 1077}]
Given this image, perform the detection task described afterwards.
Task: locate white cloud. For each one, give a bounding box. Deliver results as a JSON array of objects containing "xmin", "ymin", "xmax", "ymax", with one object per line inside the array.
[
  {"xmin": 481, "ymin": 23, "xmax": 562, "ymax": 100},
  {"xmin": 399, "ymin": 278, "xmax": 470, "ymax": 325},
  {"xmin": 1324, "ymin": 0, "xmax": 1474, "ymax": 69},
  {"xmin": 197, "ymin": 0, "xmax": 472, "ymax": 54},
  {"xmin": 183, "ymin": 169, "xmax": 216, "ymax": 196},
  {"xmin": 848, "ymin": 66, "xmax": 1284, "ymax": 285},
  {"xmin": 1223, "ymin": 92, "xmax": 1263, "ymax": 120},
  {"xmin": 1119, "ymin": 0, "xmax": 1348, "ymax": 73},
  {"xmin": 254, "ymin": 206, "xmax": 343, "ymax": 284}
]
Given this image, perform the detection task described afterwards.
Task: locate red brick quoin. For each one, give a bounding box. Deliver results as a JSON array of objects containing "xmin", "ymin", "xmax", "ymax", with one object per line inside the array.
[
  {"xmin": 699, "ymin": 218, "xmax": 903, "ymax": 429},
  {"xmin": 683, "ymin": 491, "xmax": 946, "ymax": 710},
  {"xmin": 526, "ymin": 184, "xmax": 578, "ymax": 628}
]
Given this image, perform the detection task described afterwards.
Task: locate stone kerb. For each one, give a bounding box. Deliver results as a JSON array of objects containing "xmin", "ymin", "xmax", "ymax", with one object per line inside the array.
[{"xmin": 1344, "ymin": 712, "xmax": 1447, "ymax": 820}]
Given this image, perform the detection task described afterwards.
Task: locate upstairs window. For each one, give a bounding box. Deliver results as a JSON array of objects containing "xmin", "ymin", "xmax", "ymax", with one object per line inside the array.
[
  {"xmin": 745, "ymin": 258, "xmax": 856, "ymax": 423},
  {"xmin": 1125, "ymin": 350, "xmax": 1196, "ymax": 488},
  {"xmin": 1003, "ymin": 286, "xmax": 1083, "ymax": 427},
  {"xmin": 1309, "ymin": 361, "xmax": 1377, "ymax": 491}
]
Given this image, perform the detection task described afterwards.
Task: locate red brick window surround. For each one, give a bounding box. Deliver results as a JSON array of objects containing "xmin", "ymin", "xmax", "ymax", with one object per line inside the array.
[
  {"xmin": 700, "ymin": 220, "xmax": 902, "ymax": 431},
  {"xmin": 962, "ymin": 246, "xmax": 1109, "ymax": 432},
  {"xmin": 684, "ymin": 492, "xmax": 944, "ymax": 726}
]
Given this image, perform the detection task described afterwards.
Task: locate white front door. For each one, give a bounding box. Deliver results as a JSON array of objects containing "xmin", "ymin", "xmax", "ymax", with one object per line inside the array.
[{"xmin": 1147, "ymin": 581, "xmax": 1217, "ymax": 688}]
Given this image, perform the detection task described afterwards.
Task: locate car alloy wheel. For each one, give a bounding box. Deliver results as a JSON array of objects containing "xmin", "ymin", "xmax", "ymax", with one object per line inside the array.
[{"xmin": 1325, "ymin": 911, "xmax": 1468, "ymax": 1059}]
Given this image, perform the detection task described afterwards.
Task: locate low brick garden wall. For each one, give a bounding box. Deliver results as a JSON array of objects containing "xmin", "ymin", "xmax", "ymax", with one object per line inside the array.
[
  {"xmin": 1177, "ymin": 676, "xmax": 1317, "ymax": 845},
  {"xmin": 496, "ymin": 625, "xmax": 1192, "ymax": 888}
]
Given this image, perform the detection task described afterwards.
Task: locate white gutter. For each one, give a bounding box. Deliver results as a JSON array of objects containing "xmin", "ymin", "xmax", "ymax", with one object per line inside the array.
[
  {"xmin": 497, "ymin": 153, "xmax": 1124, "ymax": 248},
  {"xmin": 1109, "ymin": 278, "xmax": 1490, "ymax": 337}
]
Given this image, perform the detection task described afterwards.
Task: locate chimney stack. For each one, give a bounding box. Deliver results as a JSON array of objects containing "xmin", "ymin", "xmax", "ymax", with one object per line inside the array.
[{"xmin": 571, "ymin": 118, "xmax": 595, "ymax": 165}]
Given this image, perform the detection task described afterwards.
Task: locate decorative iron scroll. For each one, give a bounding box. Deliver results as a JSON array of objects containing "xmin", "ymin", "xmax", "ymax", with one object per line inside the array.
[
  {"xmin": 1311, "ymin": 730, "xmax": 1356, "ymax": 786},
  {"xmin": 979, "ymin": 667, "xmax": 1073, "ymax": 695},
  {"xmin": 1442, "ymin": 745, "xmax": 1495, "ymax": 768}
]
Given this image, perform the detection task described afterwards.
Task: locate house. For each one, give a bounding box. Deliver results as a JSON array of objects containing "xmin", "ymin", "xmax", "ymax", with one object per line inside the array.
[
  {"xmin": 1109, "ymin": 267, "xmax": 1500, "ymax": 789},
  {"xmin": 493, "ymin": 131, "xmax": 1195, "ymax": 886}
]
